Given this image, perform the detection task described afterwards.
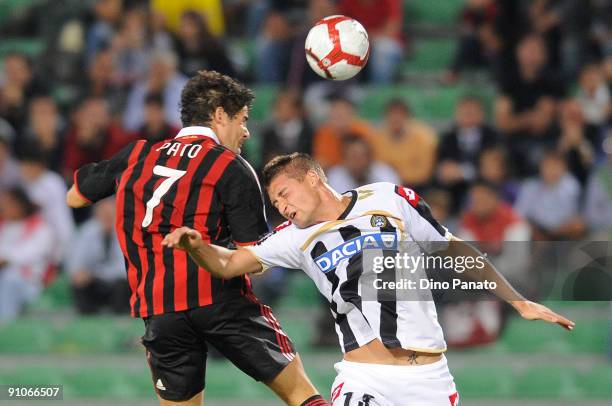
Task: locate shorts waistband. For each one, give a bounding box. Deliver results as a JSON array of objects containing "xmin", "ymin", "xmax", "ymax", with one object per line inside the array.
[{"xmin": 337, "ymin": 354, "xmax": 447, "ymax": 373}]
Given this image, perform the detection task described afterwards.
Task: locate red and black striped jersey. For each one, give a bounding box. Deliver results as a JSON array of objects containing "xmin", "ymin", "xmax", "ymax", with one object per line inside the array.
[{"xmin": 73, "ymin": 126, "xmax": 268, "ymax": 318}]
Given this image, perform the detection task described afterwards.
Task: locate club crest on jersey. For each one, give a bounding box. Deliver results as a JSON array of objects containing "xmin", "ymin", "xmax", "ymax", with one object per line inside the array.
[
  {"xmin": 370, "ymin": 215, "xmax": 388, "ymax": 228},
  {"xmin": 314, "ymin": 232, "xmax": 397, "ymax": 273}
]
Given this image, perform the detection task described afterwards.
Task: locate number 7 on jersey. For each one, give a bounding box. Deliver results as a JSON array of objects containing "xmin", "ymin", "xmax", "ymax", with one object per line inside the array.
[{"xmin": 142, "ymin": 165, "xmax": 187, "ymax": 227}]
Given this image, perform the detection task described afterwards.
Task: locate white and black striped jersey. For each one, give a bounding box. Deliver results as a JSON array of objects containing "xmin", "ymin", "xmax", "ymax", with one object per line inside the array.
[{"xmin": 247, "ymin": 182, "xmax": 452, "ymax": 354}]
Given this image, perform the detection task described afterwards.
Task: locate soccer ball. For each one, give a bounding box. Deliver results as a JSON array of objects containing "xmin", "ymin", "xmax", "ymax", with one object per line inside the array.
[{"xmin": 304, "ymin": 15, "xmax": 370, "ymax": 81}]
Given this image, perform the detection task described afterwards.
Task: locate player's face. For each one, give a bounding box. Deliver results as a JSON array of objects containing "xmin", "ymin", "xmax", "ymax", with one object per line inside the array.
[
  {"xmin": 268, "ymin": 172, "xmax": 319, "ymax": 228},
  {"xmin": 219, "ymin": 106, "xmax": 250, "ymax": 154}
]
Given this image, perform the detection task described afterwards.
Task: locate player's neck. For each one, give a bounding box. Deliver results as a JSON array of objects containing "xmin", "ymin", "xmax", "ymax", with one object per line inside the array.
[{"xmin": 313, "ymin": 184, "xmax": 352, "ymax": 222}]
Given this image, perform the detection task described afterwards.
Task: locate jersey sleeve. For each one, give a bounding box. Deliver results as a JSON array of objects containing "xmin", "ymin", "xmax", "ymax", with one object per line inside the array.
[
  {"xmin": 216, "ymin": 157, "xmax": 269, "ymax": 245},
  {"xmin": 245, "ymin": 223, "xmax": 302, "ymax": 272},
  {"xmin": 73, "ymin": 141, "xmax": 139, "ymax": 203},
  {"xmin": 394, "ymin": 185, "xmax": 452, "ymax": 253}
]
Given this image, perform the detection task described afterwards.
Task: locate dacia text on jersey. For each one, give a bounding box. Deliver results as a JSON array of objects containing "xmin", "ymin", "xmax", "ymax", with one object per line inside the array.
[{"xmin": 314, "ymin": 232, "xmax": 398, "ymax": 273}]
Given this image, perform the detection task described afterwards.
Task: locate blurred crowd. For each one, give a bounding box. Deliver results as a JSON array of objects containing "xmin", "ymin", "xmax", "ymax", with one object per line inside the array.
[{"xmin": 0, "ymin": 0, "xmax": 611, "ymax": 347}]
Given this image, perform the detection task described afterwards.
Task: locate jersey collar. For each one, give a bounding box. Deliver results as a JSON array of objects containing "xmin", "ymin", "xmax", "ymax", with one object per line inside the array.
[
  {"xmin": 175, "ymin": 126, "xmax": 220, "ymax": 144},
  {"xmin": 337, "ymin": 190, "xmax": 357, "ymax": 220}
]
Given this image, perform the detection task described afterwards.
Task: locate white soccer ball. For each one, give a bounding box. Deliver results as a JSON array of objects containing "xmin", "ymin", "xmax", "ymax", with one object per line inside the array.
[{"xmin": 304, "ymin": 15, "xmax": 370, "ymax": 81}]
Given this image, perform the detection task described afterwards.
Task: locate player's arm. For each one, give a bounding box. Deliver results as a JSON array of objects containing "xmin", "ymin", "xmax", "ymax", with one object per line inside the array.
[
  {"xmin": 395, "ymin": 184, "xmax": 575, "ymax": 331},
  {"xmin": 161, "ymin": 227, "xmax": 262, "ymax": 278},
  {"xmin": 66, "ymin": 141, "xmax": 140, "ymax": 208},
  {"xmin": 66, "ymin": 185, "xmax": 91, "ymax": 208},
  {"xmin": 441, "ymin": 235, "xmax": 575, "ymax": 331}
]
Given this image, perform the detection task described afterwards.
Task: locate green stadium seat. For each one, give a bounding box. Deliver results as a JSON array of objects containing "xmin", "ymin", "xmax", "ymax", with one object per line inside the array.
[
  {"xmin": 0, "ymin": 318, "xmax": 54, "ymax": 353},
  {"xmin": 566, "ymin": 320, "xmax": 608, "ymax": 353},
  {"xmin": 0, "ymin": 38, "xmax": 45, "ymax": 59},
  {"xmin": 515, "ymin": 366, "xmax": 578, "ymax": 398},
  {"xmin": 404, "ymin": 0, "xmax": 463, "ymax": 25},
  {"xmin": 453, "ymin": 366, "xmax": 515, "ymax": 398},
  {"xmin": 403, "ymin": 38, "xmax": 456, "ymax": 74},
  {"xmin": 357, "ymin": 84, "xmax": 494, "ymax": 123},
  {"xmin": 0, "ymin": 366, "xmax": 59, "ymax": 387},
  {"xmin": 500, "ymin": 318, "xmax": 572, "ymax": 354},
  {"xmin": 576, "ymin": 366, "xmax": 612, "ymax": 398},
  {"xmin": 28, "ymin": 273, "xmax": 73, "ymax": 313},
  {"xmin": 251, "ymin": 86, "xmax": 278, "ymax": 121}
]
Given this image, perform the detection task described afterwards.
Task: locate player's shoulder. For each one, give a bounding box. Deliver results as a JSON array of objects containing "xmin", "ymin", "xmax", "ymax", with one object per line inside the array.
[
  {"xmin": 256, "ymin": 220, "xmax": 296, "ymax": 244},
  {"xmin": 354, "ymin": 181, "xmax": 400, "ymax": 199}
]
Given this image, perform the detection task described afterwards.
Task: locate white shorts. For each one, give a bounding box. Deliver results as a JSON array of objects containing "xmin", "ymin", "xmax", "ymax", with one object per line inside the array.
[{"xmin": 330, "ymin": 355, "xmax": 459, "ymax": 406}]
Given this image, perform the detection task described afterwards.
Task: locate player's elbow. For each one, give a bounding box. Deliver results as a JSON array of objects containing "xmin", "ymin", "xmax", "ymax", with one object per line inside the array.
[{"xmin": 66, "ymin": 188, "xmax": 85, "ymax": 208}]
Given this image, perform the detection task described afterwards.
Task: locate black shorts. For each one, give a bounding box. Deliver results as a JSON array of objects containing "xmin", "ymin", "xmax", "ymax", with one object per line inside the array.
[{"xmin": 141, "ymin": 295, "xmax": 296, "ymax": 401}]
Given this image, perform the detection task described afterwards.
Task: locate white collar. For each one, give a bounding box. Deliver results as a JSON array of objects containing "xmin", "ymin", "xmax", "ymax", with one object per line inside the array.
[{"xmin": 175, "ymin": 126, "xmax": 220, "ymax": 144}]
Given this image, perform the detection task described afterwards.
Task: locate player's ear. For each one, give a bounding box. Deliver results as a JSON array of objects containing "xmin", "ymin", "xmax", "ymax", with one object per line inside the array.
[
  {"xmin": 305, "ymin": 170, "xmax": 319, "ymax": 187},
  {"xmin": 213, "ymin": 107, "xmax": 228, "ymax": 126}
]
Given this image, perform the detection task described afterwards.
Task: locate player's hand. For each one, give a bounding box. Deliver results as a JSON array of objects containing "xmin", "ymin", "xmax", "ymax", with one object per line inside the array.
[
  {"xmin": 162, "ymin": 227, "xmax": 203, "ymax": 251},
  {"xmin": 512, "ymin": 300, "xmax": 575, "ymax": 331}
]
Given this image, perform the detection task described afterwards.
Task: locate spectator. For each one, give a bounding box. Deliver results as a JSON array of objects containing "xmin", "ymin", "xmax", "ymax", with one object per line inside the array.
[
  {"xmin": 18, "ymin": 145, "xmax": 75, "ymax": 263},
  {"xmin": 287, "ymin": 0, "xmax": 338, "ymax": 88},
  {"xmin": 372, "ymin": 98, "xmax": 437, "ymax": 189},
  {"xmin": 458, "ymin": 180, "xmax": 531, "ymax": 290},
  {"xmin": 151, "ymin": 0, "xmax": 226, "ymax": 36},
  {"xmin": 437, "ymin": 96, "xmax": 499, "ymax": 212},
  {"xmin": 556, "ymin": 99, "xmax": 597, "ymax": 185},
  {"xmin": 446, "ymin": 0, "xmax": 502, "ymax": 81},
  {"xmin": 312, "ymin": 95, "xmax": 376, "ymax": 169},
  {"xmin": 576, "ymin": 63, "xmax": 611, "ymax": 131},
  {"xmin": 422, "ymin": 188, "xmax": 458, "ymax": 235},
  {"xmin": 254, "ymin": 5, "xmax": 296, "ymax": 83},
  {"xmin": 260, "ymin": 88, "xmax": 313, "ymax": 165},
  {"xmin": 83, "ymin": 48, "xmax": 125, "ymax": 114},
  {"xmin": 327, "ymin": 135, "xmax": 400, "ymax": 192},
  {"xmin": 22, "ymin": 96, "xmax": 66, "ymax": 172},
  {"xmin": 63, "ymin": 97, "xmax": 134, "ymax": 179},
  {"xmin": 109, "ymin": 6, "xmax": 151, "ymax": 89},
  {"xmin": 584, "ymin": 131, "xmax": 612, "ymax": 238},
  {"xmin": 495, "ymin": 34, "xmax": 566, "ymax": 176},
  {"xmin": 123, "ymin": 50, "xmax": 187, "ymax": 131},
  {"xmin": 0, "ymin": 123, "xmax": 20, "ymax": 191},
  {"xmin": 459, "ymin": 181, "xmax": 531, "ymax": 251},
  {"xmin": 515, "ymin": 150, "xmax": 585, "ymax": 240},
  {"xmin": 0, "ymin": 187, "xmax": 54, "ymax": 324},
  {"xmin": 478, "ymin": 146, "xmax": 520, "ymax": 204},
  {"xmin": 66, "ymin": 198, "xmax": 129, "ymax": 314},
  {"xmin": 86, "ymin": 0, "xmax": 123, "ymax": 65},
  {"xmin": 0, "ymin": 53, "xmax": 48, "ymax": 138},
  {"xmin": 136, "ymin": 93, "xmax": 178, "ymax": 143},
  {"xmin": 338, "ymin": 0, "xmax": 404, "ymax": 83},
  {"xmin": 174, "ymin": 10, "xmax": 236, "ymax": 78}
]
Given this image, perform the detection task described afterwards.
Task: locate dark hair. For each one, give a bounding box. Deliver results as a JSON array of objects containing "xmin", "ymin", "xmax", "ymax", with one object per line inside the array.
[
  {"xmin": 180, "ymin": 70, "xmax": 254, "ymax": 126},
  {"xmin": 3, "ymin": 186, "xmax": 39, "ymax": 217},
  {"xmin": 341, "ymin": 135, "xmax": 371, "ymax": 157},
  {"xmin": 145, "ymin": 92, "xmax": 164, "ymax": 107},
  {"xmin": 471, "ymin": 179, "xmax": 500, "ymax": 195},
  {"xmin": 262, "ymin": 153, "xmax": 327, "ymax": 187},
  {"xmin": 17, "ymin": 142, "xmax": 47, "ymax": 165},
  {"xmin": 385, "ymin": 98, "xmax": 411, "ymax": 115},
  {"xmin": 458, "ymin": 95, "xmax": 484, "ymax": 107}
]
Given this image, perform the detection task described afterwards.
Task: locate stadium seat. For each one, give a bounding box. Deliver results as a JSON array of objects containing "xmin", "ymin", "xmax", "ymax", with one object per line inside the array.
[
  {"xmin": 0, "ymin": 38, "xmax": 45, "ymax": 59},
  {"xmin": 566, "ymin": 320, "xmax": 609, "ymax": 353},
  {"xmin": 453, "ymin": 366, "xmax": 515, "ymax": 398},
  {"xmin": 515, "ymin": 366, "xmax": 578, "ymax": 398},
  {"xmin": 251, "ymin": 86, "xmax": 278, "ymax": 121},
  {"xmin": 357, "ymin": 84, "xmax": 494, "ymax": 123},
  {"xmin": 403, "ymin": 38, "xmax": 456, "ymax": 74},
  {"xmin": 404, "ymin": 0, "xmax": 463, "ymax": 25},
  {"xmin": 500, "ymin": 318, "xmax": 572, "ymax": 354},
  {"xmin": 0, "ymin": 318, "xmax": 54, "ymax": 353},
  {"xmin": 576, "ymin": 366, "xmax": 612, "ymax": 398}
]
